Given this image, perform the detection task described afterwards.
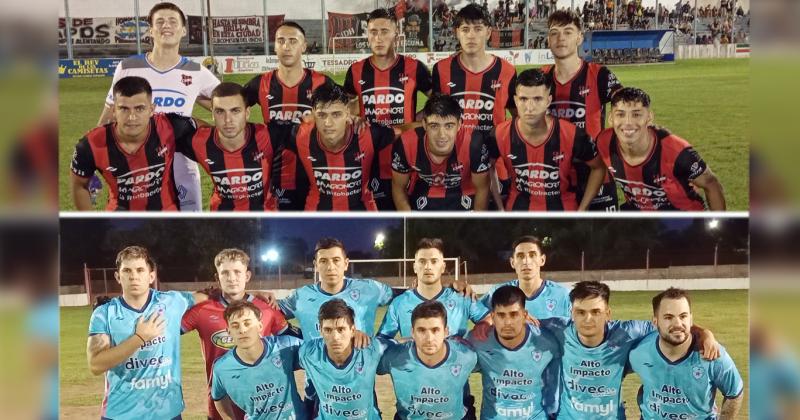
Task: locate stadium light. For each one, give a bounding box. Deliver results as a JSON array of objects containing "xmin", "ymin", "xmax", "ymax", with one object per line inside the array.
[
  {"xmin": 265, "ymin": 249, "xmax": 279, "ymax": 263},
  {"xmin": 708, "ymin": 219, "xmax": 720, "ymax": 230},
  {"xmin": 374, "ymin": 233, "xmax": 386, "ymax": 251}
]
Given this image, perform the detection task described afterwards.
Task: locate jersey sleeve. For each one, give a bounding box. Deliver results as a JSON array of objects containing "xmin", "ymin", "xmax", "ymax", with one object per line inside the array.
[
  {"xmin": 478, "ymin": 284, "xmax": 498, "ymax": 310},
  {"xmin": 165, "ymin": 113, "xmax": 199, "ymax": 154},
  {"xmin": 174, "ymin": 291, "xmax": 196, "ymax": 314},
  {"xmin": 542, "ymin": 349, "xmax": 562, "ymax": 415},
  {"xmin": 391, "ymin": 139, "xmax": 411, "ymax": 174},
  {"xmin": 210, "ymin": 365, "xmax": 227, "ymax": 401},
  {"xmin": 598, "ymin": 66, "xmax": 623, "ymax": 104},
  {"xmin": 485, "ymin": 127, "xmax": 501, "ymax": 160},
  {"xmin": 242, "ymin": 74, "xmax": 262, "ymax": 108},
  {"xmin": 268, "ymin": 307, "xmax": 289, "ymax": 336},
  {"xmin": 71, "ymin": 137, "xmax": 96, "ymax": 178},
  {"xmin": 372, "ymin": 279, "xmax": 395, "ymax": 306},
  {"xmin": 416, "ymin": 61, "xmax": 433, "ymax": 94},
  {"xmin": 278, "ymin": 335, "xmax": 304, "ymax": 371},
  {"xmin": 343, "ymin": 67, "xmax": 356, "ymax": 96},
  {"xmin": 278, "ymin": 289, "xmax": 298, "ymax": 320},
  {"xmin": 377, "ymin": 301, "xmax": 401, "ymax": 339},
  {"xmin": 198, "ymin": 66, "xmax": 221, "ymax": 99},
  {"xmin": 572, "ymin": 128, "xmax": 599, "ymax": 162},
  {"xmin": 468, "ymin": 298, "xmax": 490, "ymax": 323},
  {"xmin": 539, "ymin": 317, "xmax": 571, "ymax": 344},
  {"xmin": 711, "ymin": 347, "xmax": 744, "ymax": 398},
  {"xmin": 622, "ymin": 320, "xmax": 657, "ymax": 342},
  {"xmin": 105, "ymin": 61, "xmax": 125, "ymax": 106},
  {"xmin": 87, "ymin": 305, "xmax": 109, "ymax": 336},
  {"xmin": 180, "ymin": 305, "xmax": 200, "ymax": 334},
  {"xmin": 371, "ymin": 125, "xmax": 397, "ymax": 151},
  {"xmin": 431, "ymin": 63, "xmax": 441, "ymax": 94},
  {"xmin": 469, "ymin": 131, "xmax": 491, "ymax": 173},
  {"xmin": 673, "ymin": 147, "xmax": 708, "ymax": 182}
]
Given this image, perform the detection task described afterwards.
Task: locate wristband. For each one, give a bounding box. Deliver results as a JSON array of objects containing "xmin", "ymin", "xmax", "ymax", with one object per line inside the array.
[{"xmin": 134, "ymin": 333, "xmax": 146, "ymax": 344}]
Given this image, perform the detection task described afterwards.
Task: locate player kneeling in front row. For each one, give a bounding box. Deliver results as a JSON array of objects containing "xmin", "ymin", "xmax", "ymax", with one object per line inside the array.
[
  {"xmin": 492, "ymin": 69, "xmax": 607, "ymax": 211},
  {"xmin": 300, "ymin": 299, "xmax": 389, "ymax": 419},
  {"xmin": 391, "ymin": 94, "xmax": 491, "ymax": 211},
  {"xmin": 466, "ymin": 285, "xmax": 561, "ymax": 419},
  {"xmin": 596, "ymin": 87, "xmax": 726, "ymax": 210},
  {"xmin": 378, "ymin": 300, "xmax": 477, "ymax": 419},
  {"xmin": 629, "ymin": 288, "xmax": 743, "ymax": 419},
  {"xmin": 211, "ymin": 300, "xmax": 306, "ymax": 420}
]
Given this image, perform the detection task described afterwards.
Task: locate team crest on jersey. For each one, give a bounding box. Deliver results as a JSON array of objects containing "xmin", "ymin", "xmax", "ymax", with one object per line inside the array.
[
  {"xmin": 446, "ymin": 299, "xmax": 457, "ymax": 311},
  {"xmin": 552, "ymin": 151, "xmax": 565, "ymax": 162},
  {"xmin": 253, "ymin": 151, "xmax": 265, "ymax": 162},
  {"xmin": 450, "ymin": 364, "xmax": 462, "ymax": 376},
  {"xmin": 355, "ymin": 361, "xmax": 365, "ymax": 374},
  {"xmin": 349, "ymin": 289, "xmax": 361, "ymax": 301},
  {"xmin": 398, "ymin": 74, "xmax": 409, "ymax": 83},
  {"xmin": 181, "ymin": 74, "xmax": 193, "ymax": 86},
  {"xmin": 354, "ymin": 152, "xmax": 366, "ymax": 162},
  {"xmin": 447, "ymin": 82, "xmax": 457, "ymax": 88},
  {"xmin": 490, "ymin": 80, "xmax": 502, "ymax": 90},
  {"xmin": 692, "ymin": 366, "xmax": 704, "ymax": 380},
  {"xmin": 532, "ymin": 350, "xmax": 542, "ymax": 362},
  {"xmin": 272, "ymin": 355, "xmax": 283, "ymax": 368},
  {"xmin": 306, "ymin": 89, "xmax": 314, "ymax": 100},
  {"xmin": 307, "ymin": 155, "xmax": 317, "ymax": 162},
  {"xmin": 358, "ymin": 80, "xmax": 366, "ymax": 85},
  {"xmin": 545, "ymin": 299, "xmax": 556, "ymax": 312},
  {"xmin": 506, "ymin": 154, "xmax": 518, "ymax": 160},
  {"xmin": 450, "ymin": 162, "xmax": 464, "ymax": 172},
  {"xmin": 653, "ymin": 174, "xmax": 667, "ymax": 185},
  {"xmin": 579, "ymin": 86, "xmax": 590, "ymax": 97},
  {"xmin": 106, "ymin": 166, "xmax": 118, "ymax": 172},
  {"xmin": 266, "ymin": 94, "xmax": 275, "ymax": 100},
  {"xmin": 152, "ymin": 303, "xmax": 167, "ymax": 315},
  {"xmin": 204, "ymin": 158, "xmax": 215, "ymax": 165}
]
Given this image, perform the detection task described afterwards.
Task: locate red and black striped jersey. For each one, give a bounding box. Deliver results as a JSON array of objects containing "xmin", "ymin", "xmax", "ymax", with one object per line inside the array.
[
  {"xmin": 344, "ymin": 55, "xmax": 432, "ymax": 211},
  {"xmin": 243, "ymin": 69, "xmax": 333, "ymax": 210},
  {"xmin": 287, "ymin": 123, "xmax": 396, "ymax": 211},
  {"xmin": 542, "ymin": 60, "xmax": 622, "ymax": 210},
  {"xmin": 179, "ymin": 123, "xmax": 285, "ymax": 211},
  {"xmin": 596, "ymin": 127, "xmax": 708, "ymax": 211},
  {"xmin": 541, "ymin": 60, "xmax": 621, "ymax": 138},
  {"xmin": 392, "ymin": 127, "xmax": 491, "ymax": 211},
  {"xmin": 71, "ymin": 113, "xmax": 195, "ymax": 211},
  {"xmin": 432, "ymin": 53, "xmax": 517, "ymax": 133},
  {"xmin": 494, "ymin": 117, "xmax": 598, "ymax": 211}
]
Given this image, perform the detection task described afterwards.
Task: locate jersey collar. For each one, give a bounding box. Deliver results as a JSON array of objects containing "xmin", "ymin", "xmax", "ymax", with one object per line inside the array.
[
  {"xmin": 233, "ymin": 337, "xmax": 269, "ymax": 367},
  {"xmin": 119, "ymin": 288, "xmax": 154, "ymax": 313},
  {"xmin": 324, "ymin": 345, "xmax": 355, "ymax": 370},
  {"xmin": 656, "ymin": 334, "xmax": 696, "ymax": 365},
  {"xmin": 412, "ymin": 286, "xmax": 447, "ymax": 302},
  {"xmin": 412, "ymin": 340, "xmax": 451, "ymax": 369},
  {"xmin": 514, "ymin": 279, "xmax": 547, "ymax": 301},
  {"xmin": 317, "ymin": 278, "xmax": 351, "ymax": 296},
  {"xmin": 494, "ymin": 324, "xmax": 531, "ymax": 352}
]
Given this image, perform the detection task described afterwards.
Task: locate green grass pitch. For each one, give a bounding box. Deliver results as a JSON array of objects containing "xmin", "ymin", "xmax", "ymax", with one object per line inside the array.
[
  {"xmin": 60, "ymin": 289, "xmax": 748, "ymax": 419},
  {"xmin": 58, "ymin": 58, "xmax": 749, "ymax": 211}
]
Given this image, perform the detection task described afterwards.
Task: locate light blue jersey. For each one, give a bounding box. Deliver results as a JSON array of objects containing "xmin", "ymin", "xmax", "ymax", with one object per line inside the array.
[
  {"xmin": 466, "ymin": 324, "xmax": 561, "ymax": 419},
  {"xmin": 88, "ymin": 289, "xmax": 194, "ymax": 420},
  {"xmin": 299, "ymin": 337, "xmax": 391, "ymax": 419},
  {"xmin": 629, "ymin": 334, "xmax": 743, "ymax": 420},
  {"xmin": 479, "ymin": 280, "xmax": 572, "ymax": 319},
  {"xmin": 540, "ymin": 317, "xmax": 655, "ymax": 419},
  {"xmin": 211, "ymin": 335, "xmax": 307, "ymax": 420},
  {"xmin": 28, "ymin": 298, "xmax": 59, "ymax": 420},
  {"xmin": 378, "ymin": 338, "xmax": 477, "ymax": 419},
  {"xmin": 279, "ymin": 278, "xmax": 394, "ymax": 339},
  {"xmin": 378, "ymin": 287, "xmax": 489, "ymax": 339}
]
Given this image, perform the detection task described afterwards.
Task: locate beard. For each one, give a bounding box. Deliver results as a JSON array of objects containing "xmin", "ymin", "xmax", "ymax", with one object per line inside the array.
[{"xmin": 659, "ymin": 328, "xmax": 690, "ymax": 346}]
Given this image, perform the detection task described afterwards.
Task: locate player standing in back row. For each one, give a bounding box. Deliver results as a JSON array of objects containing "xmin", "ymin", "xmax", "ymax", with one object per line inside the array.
[
  {"xmin": 97, "ymin": 2, "xmax": 219, "ymax": 211},
  {"xmin": 542, "ymin": 10, "xmax": 623, "ymax": 211},
  {"xmin": 344, "ymin": 8, "xmax": 432, "ymax": 211},
  {"xmin": 243, "ymin": 21, "xmax": 334, "ymax": 211},
  {"xmin": 431, "ymin": 3, "xmax": 518, "ymax": 208}
]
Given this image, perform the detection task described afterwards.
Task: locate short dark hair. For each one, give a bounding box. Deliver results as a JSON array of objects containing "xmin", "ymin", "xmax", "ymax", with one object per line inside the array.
[
  {"xmin": 610, "ymin": 87, "xmax": 652, "ymax": 109},
  {"xmin": 148, "ymin": 2, "xmax": 187, "ymax": 27},
  {"xmin": 422, "ymin": 93, "xmax": 462, "ymax": 121},
  {"xmin": 491, "ymin": 285, "xmax": 528, "ymax": 310},
  {"xmin": 311, "ymin": 84, "xmax": 351, "ymax": 109},
  {"xmin": 113, "ymin": 76, "xmax": 152, "ymax": 99},
  {"xmin": 416, "ymin": 237, "xmax": 445, "ymax": 255},
  {"xmin": 115, "ymin": 245, "xmax": 156, "ymax": 272},
  {"xmin": 318, "ymin": 298, "xmax": 355, "ymax": 326},
  {"xmin": 411, "ymin": 300, "xmax": 448, "ymax": 327},
  {"xmin": 548, "ymin": 9, "xmax": 582, "ymax": 31},
  {"xmin": 454, "ymin": 3, "xmax": 492, "ymax": 28},
  {"xmin": 368, "ymin": 8, "xmax": 397, "ymax": 23},
  {"xmin": 315, "ymin": 237, "xmax": 347, "ymax": 258},
  {"xmin": 652, "ymin": 287, "xmax": 692, "ymax": 314},
  {"xmin": 211, "ymin": 82, "xmax": 245, "ymax": 102},
  {"xmin": 570, "ymin": 281, "xmax": 611, "ymax": 304},
  {"xmin": 511, "ymin": 235, "xmax": 545, "ymax": 254},
  {"xmin": 276, "ymin": 21, "xmax": 306, "ymax": 38},
  {"xmin": 224, "ymin": 300, "xmax": 262, "ymax": 323},
  {"xmin": 516, "ymin": 69, "xmax": 552, "ymax": 92}
]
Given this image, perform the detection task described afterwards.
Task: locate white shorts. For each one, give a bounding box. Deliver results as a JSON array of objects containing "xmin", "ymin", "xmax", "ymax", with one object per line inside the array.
[{"xmin": 172, "ymin": 152, "xmax": 202, "ymax": 211}]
